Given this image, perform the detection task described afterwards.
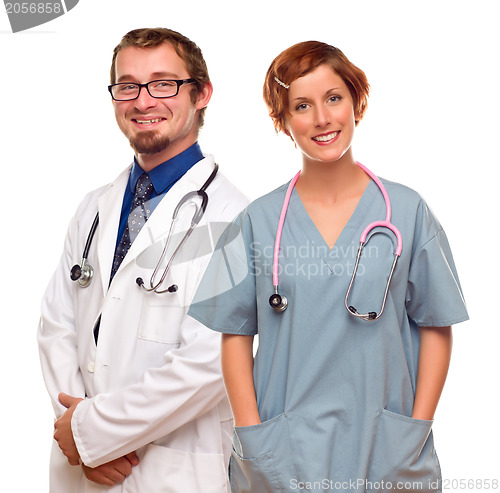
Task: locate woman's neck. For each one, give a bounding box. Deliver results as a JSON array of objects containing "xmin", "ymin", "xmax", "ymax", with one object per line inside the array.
[{"xmin": 295, "ymin": 153, "xmax": 370, "ymax": 203}]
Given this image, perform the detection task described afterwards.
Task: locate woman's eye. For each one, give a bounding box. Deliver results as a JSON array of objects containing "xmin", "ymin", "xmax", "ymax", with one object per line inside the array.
[
  {"xmin": 295, "ymin": 103, "xmax": 309, "ymax": 111},
  {"xmin": 328, "ymin": 95, "xmax": 341, "ymax": 103}
]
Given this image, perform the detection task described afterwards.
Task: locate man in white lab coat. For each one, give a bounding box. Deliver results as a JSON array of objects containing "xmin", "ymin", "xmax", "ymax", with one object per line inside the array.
[{"xmin": 38, "ymin": 28, "xmax": 248, "ymax": 492}]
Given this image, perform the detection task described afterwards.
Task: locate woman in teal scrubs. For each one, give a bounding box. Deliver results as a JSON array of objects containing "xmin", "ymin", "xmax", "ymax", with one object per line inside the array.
[{"xmin": 189, "ymin": 41, "xmax": 468, "ymax": 493}]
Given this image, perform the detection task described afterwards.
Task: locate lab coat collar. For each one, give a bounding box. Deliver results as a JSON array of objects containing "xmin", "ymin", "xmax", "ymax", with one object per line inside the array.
[{"xmin": 96, "ymin": 166, "xmax": 132, "ymax": 295}]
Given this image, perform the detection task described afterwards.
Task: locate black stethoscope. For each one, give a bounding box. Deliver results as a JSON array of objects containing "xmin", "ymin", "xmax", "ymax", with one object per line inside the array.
[
  {"xmin": 70, "ymin": 165, "xmax": 219, "ymax": 292},
  {"xmin": 70, "ymin": 213, "xmax": 99, "ymax": 288}
]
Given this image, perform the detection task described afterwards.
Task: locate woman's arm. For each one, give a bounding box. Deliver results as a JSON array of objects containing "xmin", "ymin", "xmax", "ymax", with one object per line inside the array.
[
  {"xmin": 412, "ymin": 325, "xmax": 453, "ymax": 420},
  {"xmin": 221, "ymin": 334, "xmax": 261, "ymax": 427}
]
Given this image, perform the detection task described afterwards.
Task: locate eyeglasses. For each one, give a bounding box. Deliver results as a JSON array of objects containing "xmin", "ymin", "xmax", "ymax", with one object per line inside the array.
[{"xmin": 108, "ymin": 78, "xmax": 196, "ymax": 101}]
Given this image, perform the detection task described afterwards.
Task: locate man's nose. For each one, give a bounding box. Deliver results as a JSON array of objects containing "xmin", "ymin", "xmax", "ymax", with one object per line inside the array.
[{"xmin": 134, "ymin": 85, "xmax": 158, "ymax": 111}]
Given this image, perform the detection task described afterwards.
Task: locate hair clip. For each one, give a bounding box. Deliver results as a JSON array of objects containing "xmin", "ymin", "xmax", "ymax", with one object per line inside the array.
[{"xmin": 274, "ymin": 76, "xmax": 290, "ymax": 89}]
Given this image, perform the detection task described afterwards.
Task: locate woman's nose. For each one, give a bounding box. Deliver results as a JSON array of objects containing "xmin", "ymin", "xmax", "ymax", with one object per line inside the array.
[{"xmin": 314, "ymin": 104, "xmax": 330, "ymax": 127}]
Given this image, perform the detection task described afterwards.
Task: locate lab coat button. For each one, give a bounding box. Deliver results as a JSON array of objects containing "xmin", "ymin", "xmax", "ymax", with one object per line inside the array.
[{"xmin": 87, "ymin": 362, "xmax": 95, "ymax": 373}]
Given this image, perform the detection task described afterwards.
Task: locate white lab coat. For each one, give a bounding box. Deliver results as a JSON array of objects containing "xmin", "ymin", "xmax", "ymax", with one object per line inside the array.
[{"xmin": 38, "ymin": 155, "xmax": 248, "ymax": 493}]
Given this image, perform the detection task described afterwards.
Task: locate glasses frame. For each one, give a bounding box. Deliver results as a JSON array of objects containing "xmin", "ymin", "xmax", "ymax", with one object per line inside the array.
[{"xmin": 108, "ymin": 78, "xmax": 196, "ymax": 101}]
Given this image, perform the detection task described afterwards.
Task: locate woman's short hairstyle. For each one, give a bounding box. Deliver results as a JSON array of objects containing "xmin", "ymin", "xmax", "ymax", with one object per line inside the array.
[
  {"xmin": 263, "ymin": 41, "xmax": 370, "ymax": 137},
  {"xmin": 110, "ymin": 27, "xmax": 210, "ymax": 127}
]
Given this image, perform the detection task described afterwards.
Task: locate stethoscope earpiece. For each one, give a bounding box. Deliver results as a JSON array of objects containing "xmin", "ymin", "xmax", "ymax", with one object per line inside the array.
[
  {"xmin": 137, "ymin": 277, "xmax": 178, "ymax": 291},
  {"xmin": 348, "ymin": 305, "xmax": 377, "ymax": 321}
]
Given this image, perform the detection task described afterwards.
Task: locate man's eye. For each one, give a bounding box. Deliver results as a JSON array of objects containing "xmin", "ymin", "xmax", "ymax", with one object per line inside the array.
[
  {"xmin": 118, "ymin": 84, "xmax": 138, "ymax": 92},
  {"xmin": 154, "ymin": 80, "xmax": 176, "ymax": 88}
]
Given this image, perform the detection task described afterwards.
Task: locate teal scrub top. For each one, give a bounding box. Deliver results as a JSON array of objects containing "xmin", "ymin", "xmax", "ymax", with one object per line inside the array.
[{"xmin": 189, "ymin": 176, "xmax": 468, "ymax": 493}]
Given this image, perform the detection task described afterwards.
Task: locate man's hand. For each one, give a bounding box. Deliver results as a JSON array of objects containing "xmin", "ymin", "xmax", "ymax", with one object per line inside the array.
[
  {"xmin": 82, "ymin": 452, "xmax": 140, "ymax": 486},
  {"xmin": 54, "ymin": 393, "xmax": 83, "ymax": 465}
]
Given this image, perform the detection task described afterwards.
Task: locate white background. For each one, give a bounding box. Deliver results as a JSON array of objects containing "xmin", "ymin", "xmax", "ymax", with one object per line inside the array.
[{"xmin": 1, "ymin": 0, "xmax": 498, "ymax": 489}]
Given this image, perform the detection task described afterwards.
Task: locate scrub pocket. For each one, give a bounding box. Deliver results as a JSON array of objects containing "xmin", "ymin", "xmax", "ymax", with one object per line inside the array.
[
  {"xmin": 230, "ymin": 413, "xmax": 293, "ymax": 493},
  {"xmin": 368, "ymin": 409, "xmax": 441, "ymax": 492}
]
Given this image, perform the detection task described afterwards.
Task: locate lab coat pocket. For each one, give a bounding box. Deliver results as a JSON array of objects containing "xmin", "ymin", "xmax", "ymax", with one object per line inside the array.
[
  {"xmin": 368, "ymin": 409, "xmax": 441, "ymax": 492},
  {"xmin": 123, "ymin": 443, "xmax": 227, "ymax": 493},
  {"xmin": 138, "ymin": 294, "xmax": 185, "ymax": 345},
  {"xmin": 231, "ymin": 413, "xmax": 292, "ymax": 493}
]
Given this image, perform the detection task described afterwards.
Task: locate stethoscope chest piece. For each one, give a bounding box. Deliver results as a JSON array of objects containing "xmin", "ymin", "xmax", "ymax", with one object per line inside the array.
[
  {"xmin": 71, "ymin": 212, "xmax": 99, "ymax": 288},
  {"xmin": 70, "ymin": 260, "xmax": 94, "ymax": 288},
  {"xmin": 269, "ymin": 289, "xmax": 288, "ymax": 312}
]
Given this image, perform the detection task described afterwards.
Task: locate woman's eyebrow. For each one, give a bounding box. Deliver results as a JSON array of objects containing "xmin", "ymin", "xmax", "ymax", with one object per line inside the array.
[{"xmin": 291, "ymin": 87, "xmax": 344, "ymax": 102}]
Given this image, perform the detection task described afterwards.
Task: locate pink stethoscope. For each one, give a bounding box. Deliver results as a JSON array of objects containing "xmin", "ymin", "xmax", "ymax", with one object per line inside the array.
[{"xmin": 269, "ymin": 162, "xmax": 403, "ymax": 321}]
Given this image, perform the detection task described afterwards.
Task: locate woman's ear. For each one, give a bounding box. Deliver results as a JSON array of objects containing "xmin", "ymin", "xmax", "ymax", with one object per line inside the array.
[{"xmin": 281, "ymin": 121, "xmax": 295, "ymax": 144}]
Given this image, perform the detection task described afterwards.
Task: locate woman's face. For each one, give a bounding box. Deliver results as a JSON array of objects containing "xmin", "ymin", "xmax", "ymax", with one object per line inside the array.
[{"xmin": 285, "ymin": 64, "xmax": 356, "ymax": 166}]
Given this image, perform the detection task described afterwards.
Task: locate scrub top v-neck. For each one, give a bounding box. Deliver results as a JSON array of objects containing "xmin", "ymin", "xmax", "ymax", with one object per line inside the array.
[
  {"xmin": 189, "ymin": 176, "xmax": 468, "ymax": 493},
  {"xmin": 290, "ymin": 178, "xmax": 378, "ymax": 253}
]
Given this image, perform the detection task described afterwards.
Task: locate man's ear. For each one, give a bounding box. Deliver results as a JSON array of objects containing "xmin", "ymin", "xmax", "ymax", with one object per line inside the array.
[{"xmin": 195, "ymin": 81, "xmax": 213, "ymax": 110}]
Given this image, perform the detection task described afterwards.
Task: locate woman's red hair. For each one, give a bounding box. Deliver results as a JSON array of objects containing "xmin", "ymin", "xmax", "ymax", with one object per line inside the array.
[{"xmin": 263, "ymin": 41, "xmax": 370, "ymax": 137}]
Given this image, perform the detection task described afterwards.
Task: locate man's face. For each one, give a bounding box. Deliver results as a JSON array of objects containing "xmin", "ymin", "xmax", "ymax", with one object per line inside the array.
[{"xmin": 112, "ymin": 44, "xmax": 208, "ymax": 168}]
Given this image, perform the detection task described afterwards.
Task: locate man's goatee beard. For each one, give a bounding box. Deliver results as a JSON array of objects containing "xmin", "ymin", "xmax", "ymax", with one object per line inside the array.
[{"xmin": 129, "ymin": 133, "xmax": 171, "ymax": 155}]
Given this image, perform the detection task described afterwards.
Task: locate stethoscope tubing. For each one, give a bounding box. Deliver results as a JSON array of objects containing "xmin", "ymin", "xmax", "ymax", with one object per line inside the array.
[
  {"xmin": 83, "ymin": 213, "xmax": 100, "ymax": 260},
  {"xmin": 344, "ymin": 244, "xmax": 399, "ymax": 321},
  {"xmin": 272, "ymin": 170, "xmax": 301, "ymax": 289},
  {"xmin": 141, "ymin": 193, "xmax": 204, "ymax": 293},
  {"xmin": 140, "ymin": 165, "xmax": 217, "ymax": 294},
  {"xmin": 356, "ymin": 162, "xmax": 402, "ymax": 256}
]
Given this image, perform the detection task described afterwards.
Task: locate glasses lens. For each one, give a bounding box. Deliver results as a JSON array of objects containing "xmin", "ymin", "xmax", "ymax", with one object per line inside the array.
[
  {"xmin": 148, "ymin": 80, "xmax": 178, "ymax": 98},
  {"xmin": 112, "ymin": 83, "xmax": 139, "ymax": 101}
]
